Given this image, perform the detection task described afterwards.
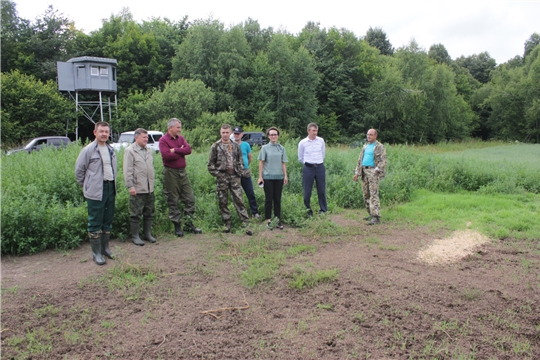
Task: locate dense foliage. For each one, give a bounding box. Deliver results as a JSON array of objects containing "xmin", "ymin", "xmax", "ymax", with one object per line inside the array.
[
  {"xmin": 2, "ymin": 141, "xmax": 538, "ymax": 255},
  {"xmin": 2, "ymin": 1, "xmax": 539, "ymax": 147}
]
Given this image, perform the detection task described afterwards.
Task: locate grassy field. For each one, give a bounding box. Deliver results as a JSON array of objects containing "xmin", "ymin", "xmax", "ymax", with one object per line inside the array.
[{"xmin": 1, "ymin": 140, "xmax": 539, "ymax": 255}]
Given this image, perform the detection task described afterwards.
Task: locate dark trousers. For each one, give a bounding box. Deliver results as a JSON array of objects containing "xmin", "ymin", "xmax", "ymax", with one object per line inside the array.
[
  {"xmin": 263, "ymin": 179, "xmax": 284, "ymax": 220},
  {"xmin": 162, "ymin": 167, "xmax": 196, "ymax": 223},
  {"xmin": 240, "ymin": 176, "xmax": 259, "ymax": 215},
  {"xmin": 302, "ymin": 164, "xmax": 327, "ymax": 213},
  {"xmin": 86, "ymin": 181, "xmax": 115, "ymax": 233},
  {"xmin": 129, "ymin": 192, "xmax": 155, "ymax": 222}
]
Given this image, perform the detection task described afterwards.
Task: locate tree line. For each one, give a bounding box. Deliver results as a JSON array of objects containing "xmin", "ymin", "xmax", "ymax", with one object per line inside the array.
[{"xmin": 2, "ymin": 1, "xmax": 540, "ymax": 146}]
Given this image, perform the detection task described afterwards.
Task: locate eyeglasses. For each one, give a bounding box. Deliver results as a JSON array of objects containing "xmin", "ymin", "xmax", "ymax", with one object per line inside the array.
[{"xmin": 269, "ymin": 133, "xmax": 278, "ymax": 136}]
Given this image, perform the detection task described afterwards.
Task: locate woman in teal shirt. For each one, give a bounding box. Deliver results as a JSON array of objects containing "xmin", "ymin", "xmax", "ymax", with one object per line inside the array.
[{"xmin": 257, "ymin": 127, "xmax": 288, "ymax": 229}]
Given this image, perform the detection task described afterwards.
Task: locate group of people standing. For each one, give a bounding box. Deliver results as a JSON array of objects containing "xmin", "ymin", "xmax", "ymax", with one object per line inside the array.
[{"xmin": 75, "ymin": 120, "xmax": 387, "ymax": 266}]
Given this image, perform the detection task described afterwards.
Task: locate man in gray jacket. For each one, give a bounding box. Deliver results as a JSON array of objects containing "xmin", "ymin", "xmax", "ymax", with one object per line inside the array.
[
  {"xmin": 75, "ymin": 122, "xmax": 117, "ymax": 265},
  {"xmin": 123, "ymin": 128, "xmax": 156, "ymax": 246}
]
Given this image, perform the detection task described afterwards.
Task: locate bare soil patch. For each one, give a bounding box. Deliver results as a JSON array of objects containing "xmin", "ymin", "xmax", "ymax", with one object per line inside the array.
[{"xmin": 2, "ymin": 210, "xmax": 539, "ymax": 359}]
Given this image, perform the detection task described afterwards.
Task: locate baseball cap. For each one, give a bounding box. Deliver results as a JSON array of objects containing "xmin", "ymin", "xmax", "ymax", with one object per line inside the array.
[{"xmin": 233, "ymin": 126, "xmax": 243, "ymax": 134}]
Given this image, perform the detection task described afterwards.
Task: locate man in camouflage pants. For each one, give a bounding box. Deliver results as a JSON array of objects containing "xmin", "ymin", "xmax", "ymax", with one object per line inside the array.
[
  {"xmin": 207, "ymin": 124, "xmax": 252, "ymax": 235},
  {"xmin": 354, "ymin": 129, "xmax": 387, "ymax": 225},
  {"xmin": 124, "ymin": 128, "xmax": 157, "ymax": 246}
]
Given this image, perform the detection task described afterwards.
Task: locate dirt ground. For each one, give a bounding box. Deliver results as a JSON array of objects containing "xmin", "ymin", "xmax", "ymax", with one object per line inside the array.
[{"xmin": 2, "ymin": 211, "xmax": 539, "ymax": 359}]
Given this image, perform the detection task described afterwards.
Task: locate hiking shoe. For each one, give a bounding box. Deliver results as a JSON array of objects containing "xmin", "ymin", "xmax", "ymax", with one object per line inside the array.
[
  {"xmin": 277, "ymin": 222, "xmax": 284, "ymax": 230},
  {"xmin": 246, "ymin": 229, "xmax": 253, "ymax": 236},
  {"xmin": 266, "ymin": 221, "xmax": 273, "ymax": 230}
]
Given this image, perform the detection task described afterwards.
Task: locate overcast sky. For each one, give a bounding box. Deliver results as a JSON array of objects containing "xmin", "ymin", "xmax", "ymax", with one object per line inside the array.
[{"xmin": 14, "ymin": 0, "xmax": 539, "ymax": 65}]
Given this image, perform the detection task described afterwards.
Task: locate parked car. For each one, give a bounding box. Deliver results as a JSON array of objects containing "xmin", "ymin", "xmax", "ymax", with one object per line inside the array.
[
  {"xmin": 230, "ymin": 132, "xmax": 268, "ymax": 147},
  {"xmin": 6, "ymin": 136, "xmax": 71, "ymax": 155},
  {"xmin": 111, "ymin": 130, "xmax": 163, "ymax": 153}
]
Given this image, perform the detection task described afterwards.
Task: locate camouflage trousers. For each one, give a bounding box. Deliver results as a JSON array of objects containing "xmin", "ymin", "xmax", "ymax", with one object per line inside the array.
[
  {"xmin": 129, "ymin": 192, "xmax": 155, "ymax": 222},
  {"xmin": 216, "ymin": 173, "xmax": 249, "ymax": 224},
  {"xmin": 361, "ymin": 168, "xmax": 381, "ymax": 217}
]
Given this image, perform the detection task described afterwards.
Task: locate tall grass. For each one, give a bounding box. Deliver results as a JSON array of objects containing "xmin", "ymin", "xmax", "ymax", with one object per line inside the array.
[{"xmin": 2, "ymin": 140, "xmax": 538, "ymax": 255}]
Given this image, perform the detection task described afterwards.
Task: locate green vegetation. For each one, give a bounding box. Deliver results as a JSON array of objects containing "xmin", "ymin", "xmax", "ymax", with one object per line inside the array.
[
  {"xmin": 2, "ymin": 141, "xmax": 539, "ymax": 255},
  {"xmin": 2, "ymin": 0, "xmax": 540, "ymax": 147}
]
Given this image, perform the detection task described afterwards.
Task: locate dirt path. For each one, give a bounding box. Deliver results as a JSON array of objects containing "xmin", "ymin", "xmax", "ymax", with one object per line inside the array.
[{"xmin": 2, "ymin": 212, "xmax": 539, "ymax": 359}]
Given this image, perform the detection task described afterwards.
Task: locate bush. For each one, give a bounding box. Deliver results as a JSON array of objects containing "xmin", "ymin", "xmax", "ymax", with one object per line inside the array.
[{"xmin": 2, "ymin": 140, "xmax": 537, "ymax": 255}]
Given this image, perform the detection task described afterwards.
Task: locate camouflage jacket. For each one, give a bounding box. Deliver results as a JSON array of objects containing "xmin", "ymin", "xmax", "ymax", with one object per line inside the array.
[
  {"xmin": 355, "ymin": 140, "xmax": 387, "ymax": 179},
  {"xmin": 207, "ymin": 140, "xmax": 244, "ymax": 177}
]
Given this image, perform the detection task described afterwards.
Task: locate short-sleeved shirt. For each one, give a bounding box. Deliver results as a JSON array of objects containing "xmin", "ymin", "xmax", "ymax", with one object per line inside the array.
[
  {"xmin": 240, "ymin": 141, "xmax": 251, "ymax": 169},
  {"xmin": 258, "ymin": 143, "xmax": 288, "ymax": 180}
]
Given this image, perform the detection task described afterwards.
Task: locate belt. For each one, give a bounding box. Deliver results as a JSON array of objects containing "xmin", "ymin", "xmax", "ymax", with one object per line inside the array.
[
  {"xmin": 305, "ymin": 163, "xmax": 323, "ymax": 168},
  {"xmin": 362, "ymin": 166, "xmax": 374, "ymax": 169},
  {"xmin": 164, "ymin": 166, "xmax": 186, "ymax": 171},
  {"xmin": 103, "ymin": 180, "xmax": 114, "ymax": 183}
]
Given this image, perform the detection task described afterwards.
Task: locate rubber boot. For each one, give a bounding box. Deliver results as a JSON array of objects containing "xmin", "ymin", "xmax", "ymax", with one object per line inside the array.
[
  {"xmin": 89, "ymin": 231, "xmax": 106, "ymax": 265},
  {"xmin": 101, "ymin": 231, "xmax": 115, "ymax": 259},
  {"xmin": 143, "ymin": 218, "xmax": 157, "ymax": 243},
  {"xmin": 368, "ymin": 216, "xmax": 380, "ymax": 225},
  {"xmin": 131, "ymin": 221, "xmax": 145, "ymax": 246},
  {"xmin": 186, "ymin": 222, "xmax": 202, "ymax": 234},
  {"xmin": 172, "ymin": 221, "xmax": 184, "ymax": 237},
  {"xmin": 223, "ymin": 220, "xmax": 231, "ymax": 233}
]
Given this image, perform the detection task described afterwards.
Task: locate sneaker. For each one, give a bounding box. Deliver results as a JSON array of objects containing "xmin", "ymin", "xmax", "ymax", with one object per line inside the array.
[
  {"xmin": 253, "ymin": 213, "xmax": 261, "ymax": 219},
  {"xmin": 245, "ymin": 229, "xmax": 253, "ymax": 236},
  {"xmin": 277, "ymin": 222, "xmax": 284, "ymax": 230},
  {"xmin": 266, "ymin": 221, "xmax": 273, "ymax": 230}
]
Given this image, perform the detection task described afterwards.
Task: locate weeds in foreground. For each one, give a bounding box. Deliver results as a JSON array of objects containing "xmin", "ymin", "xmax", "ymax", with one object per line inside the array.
[
  {"xmin": 288, "ymin": 266, "xmax": 338, "ymax": 290},
  {"xmin": 98, "ymin": 260, "xmax": 161, "ymax": 300}
]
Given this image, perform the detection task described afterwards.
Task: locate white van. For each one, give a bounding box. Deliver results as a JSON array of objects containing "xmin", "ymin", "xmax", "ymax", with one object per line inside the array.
[{"xmin": 112, "ymin": 130, "xmax": 163, "ymax": 153}]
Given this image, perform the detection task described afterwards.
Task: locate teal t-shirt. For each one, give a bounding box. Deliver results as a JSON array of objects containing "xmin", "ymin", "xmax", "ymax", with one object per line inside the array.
[
  {"xmin": 240, "ymin": 141, "xmax": 251, "ymax": 169},
  {"xmin": 362, "ymin": 143, "xmax": 376, "ymax": 166},
  {"xmin": 258, "ymin": 143, "xmax": 288, "ymax": 180}
]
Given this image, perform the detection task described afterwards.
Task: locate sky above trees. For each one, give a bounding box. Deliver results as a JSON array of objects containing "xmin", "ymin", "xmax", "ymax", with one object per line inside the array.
[{"xmin": 16, "ymin": 0, "xmax": 539, "ymax": 65}]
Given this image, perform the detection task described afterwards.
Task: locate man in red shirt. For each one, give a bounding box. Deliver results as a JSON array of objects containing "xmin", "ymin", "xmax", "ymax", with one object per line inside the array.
[{"xmin": 159, "ymin": 118, "xmax": 202, "ymax": 236}]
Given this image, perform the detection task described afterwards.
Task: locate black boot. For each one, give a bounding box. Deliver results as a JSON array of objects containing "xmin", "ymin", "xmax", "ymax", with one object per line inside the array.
[
  {"xmin": 101, "ymin": 231, "xmax": 115, "ymax": 259},
  {"xmin": 172, "ymin": 221, "xmax": 184, "ymax": 237},
  {"xmin": 131, "ymin": 221, "xmax": 145, "ymax": 246},
  {"xmin": 89, "ymin": 231, "xmax": 106, "ymax": 265},
  {"xmin": 223, "ymin": 221, "xmax": 231, "ymax": 233},
  {"xmin": 186, "ymin": 222, "xmax": 202, "ymax": 234},
  {"xmin": 143, "ymin": 218, "xmax": 157, "ymax": 243}
]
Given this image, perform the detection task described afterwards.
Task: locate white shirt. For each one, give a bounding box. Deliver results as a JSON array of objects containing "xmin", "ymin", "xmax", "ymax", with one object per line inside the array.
[{"xmin": 298, "ymin": 136, "xmax": 325, "ymax": 164}]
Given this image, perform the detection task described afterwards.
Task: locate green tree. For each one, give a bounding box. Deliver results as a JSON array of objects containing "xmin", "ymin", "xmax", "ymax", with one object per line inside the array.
[
  {"xmin": 455, "ymin": 52, "xmax": 497, "ymax": 84},
  {"xmin": 428, "ymin": 43, "xmax": 452, "ymax": 65},
  {"xmin": 523, "ymin": 32, "xmax": 540, "ymax": 59},
  {"xmin": 133, "ymin": 79, "xmax": 215, "ymax": 130},
  {"xmin": 364, "ymin": 27, "xmax": 394, "ymax": 56},
  {"xmin": 1, "ymin": 71, "xmax": 75, "ymax": 145}
]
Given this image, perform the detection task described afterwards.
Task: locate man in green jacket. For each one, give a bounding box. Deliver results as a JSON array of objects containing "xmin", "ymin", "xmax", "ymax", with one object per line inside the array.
[
  {"xmin": 207, "ymin": 124, "xmax": 252, "ymax": 235},
  {"xmin": 124, "ymin": 128, "xmax": 156, "ymax": 246},
  {"xmin": 353, "ymin": 129, "xmax": 387, "ymax": 225}
]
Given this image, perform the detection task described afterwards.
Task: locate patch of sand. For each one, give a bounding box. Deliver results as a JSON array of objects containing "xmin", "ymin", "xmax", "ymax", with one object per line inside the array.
[{"xmin": 417, "ymin": 229, "xmax": 491, "ymax": 265}]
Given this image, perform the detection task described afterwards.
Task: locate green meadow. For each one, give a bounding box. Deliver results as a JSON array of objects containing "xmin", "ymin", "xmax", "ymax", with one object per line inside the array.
[{"xmin": 1, "ymin": 140, "xmax": 539, "ymax": 255}]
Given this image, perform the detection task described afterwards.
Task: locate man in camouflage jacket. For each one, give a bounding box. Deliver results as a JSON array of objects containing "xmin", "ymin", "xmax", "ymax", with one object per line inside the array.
[
  {"xmin": 207, "ymin": 124, "xmax": 252, "ymax": 235},
  {"xmin": 353, "ymin": 129, "xmax": 387, "ymax": 225}
]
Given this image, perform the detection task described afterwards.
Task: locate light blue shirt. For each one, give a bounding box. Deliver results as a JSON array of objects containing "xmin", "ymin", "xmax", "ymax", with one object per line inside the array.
[
  {"xmin": 362, "ymin": 143, "xmax": 376, "ymax": 166},
  {"xmin": 239, "ymin": 141, "xmax": 251, "ymax": 169}
]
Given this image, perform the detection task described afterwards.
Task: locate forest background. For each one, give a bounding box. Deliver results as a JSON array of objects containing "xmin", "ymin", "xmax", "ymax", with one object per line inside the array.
[{"xmin": 2, "ymin": 1, "xmax": 540, "ymax": 147}]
